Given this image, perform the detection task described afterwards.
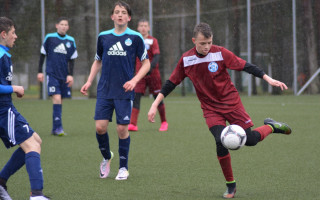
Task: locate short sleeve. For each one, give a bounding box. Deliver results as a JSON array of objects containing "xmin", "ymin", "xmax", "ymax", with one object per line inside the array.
[
  {"xmin": 151, "ymin": 38, "xmax": 160, "ymax": 55},
  {"xmin": 169, "ymin": 57, "xmax": 186, "ymax": 85},
  {"xmin": 136, "ymin": 36, "xmax": 148, "ymax": 61},
  {"xmin": 221, "ymin": 47, "xmax": 246, "ymax": 71},
  {"xmin": 95, "ymin": 36, "xmax": 103, "ymax": 60}
]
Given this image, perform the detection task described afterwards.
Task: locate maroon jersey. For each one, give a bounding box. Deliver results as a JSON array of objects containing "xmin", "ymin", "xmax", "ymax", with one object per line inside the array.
[
  {"xmin": 136, "ymin": 35, "xmax": 160, "ymax": 72},
  {"xmin": 169, "ymin": 45, "xmax": 246, "ymax": 114}
]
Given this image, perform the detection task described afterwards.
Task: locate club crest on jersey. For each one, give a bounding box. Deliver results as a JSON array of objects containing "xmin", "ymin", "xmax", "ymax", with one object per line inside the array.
[
  {"xmin": 208, "ymin": 61, "xmax": 218, "ymax": 72},
  {"xmin": 125, "ymin": 38, "xmax": 132, "ymax": 46},
  {"xmin": 66, "ymin": 42, "xmax": 71, "ymax": 48}
]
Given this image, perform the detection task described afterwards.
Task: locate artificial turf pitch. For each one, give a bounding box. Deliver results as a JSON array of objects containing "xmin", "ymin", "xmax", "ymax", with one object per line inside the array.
[{"xmin": 1, "ymin": 95, "xmax": 319, "ymax": 199}]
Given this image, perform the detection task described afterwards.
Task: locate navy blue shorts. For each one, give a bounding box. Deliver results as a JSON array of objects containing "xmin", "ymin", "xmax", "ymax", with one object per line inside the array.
[
  {"xmin": 0, "ymin": 104, "xmax": 34, "ymax": 149},
  {"xmin": 94, "ymin": 99, "xmax": 132, "ymax": 124},
  {"xmin": 47, "ymin": 75, "xmax": 71, "ymax": 98}
]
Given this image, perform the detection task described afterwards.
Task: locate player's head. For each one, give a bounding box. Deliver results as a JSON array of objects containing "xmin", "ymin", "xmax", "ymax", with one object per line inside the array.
[
  {"xmin": 192, "ymin": 22, "xmax": 213, "ymax": 56},
  {"xmin": 56, "ymin": 17, "xmax": 69, "ymax": 35},
  {"xmin": 111, "ymin": 1, "xmax": 132, "ymax": 27},
  {"xmin": 0, "ymin": 17, "xmax": 17, "ymax": 48},
  {"xmin": 137, "ymin": 19, "xmax": 149, "ymax": 37}
]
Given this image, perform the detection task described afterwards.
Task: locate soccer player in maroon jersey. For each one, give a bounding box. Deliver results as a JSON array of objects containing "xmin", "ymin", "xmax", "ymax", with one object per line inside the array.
[
  {"xmin": 128, "ymin": 19, "xmax": 168, "ymax": 132},
  {"xmin": 148, "ymin": 22, "xmax": 292, "ymax": 199}
]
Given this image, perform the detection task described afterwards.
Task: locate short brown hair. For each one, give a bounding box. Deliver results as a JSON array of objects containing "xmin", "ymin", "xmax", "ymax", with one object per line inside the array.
[
  {"xmin": 0, "ymin": 17, "xmax": 14, "ymax": 33},
  {"xmin": 111, "ymin": 1, "xmax": 132, "ymax": 17},
  {"xmin": 193, "ymin": 22, "xmax": 212, "ymax": 38},
  {"xmin": 56, "ymin": 17, "xmax": 69, "ymax": 24},
  {"xmin": 138, "ymin": 18, "xmax": 149, "ymax": 24}
]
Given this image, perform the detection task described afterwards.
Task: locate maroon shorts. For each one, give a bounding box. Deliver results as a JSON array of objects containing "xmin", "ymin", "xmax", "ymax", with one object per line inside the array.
[
  {"xmin": 204, "ymin": 103, "xmax": 254, "ymax": 129},
  {"xmin": 134, "ymin": 70, "xmax": 162, "ymax": 95}
]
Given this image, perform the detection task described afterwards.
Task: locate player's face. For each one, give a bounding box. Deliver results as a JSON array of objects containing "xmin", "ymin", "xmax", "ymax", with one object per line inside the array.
[
  {"xmin": 56, "ymin": 20, "xmax": 69, "ymax": 35},
  {"xmin": 0, "ymin": 26, "xmax": 17, "ymax": 48},
  {"xmin": 192, "ymin": 33, "xmax": 212, "ymax": 55},
  {"xmin": 137, "ymin": 22, "xmax": 150, "ymax": 37},
  {"xmin": 111, "ymin": 5, "xmax": 131, "ymax": 27}
]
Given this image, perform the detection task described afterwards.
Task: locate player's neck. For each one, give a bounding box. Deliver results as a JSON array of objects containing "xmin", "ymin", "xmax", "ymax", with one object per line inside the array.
[
  {"xmin": 196, "ymin": 49, "xmax": 206, "ymax": 57},
  {"xmin": 57, "ymin": 32, "xmax": 66, "ymax": 37},
  {"xmin": 114, "ymin": 24, "xmax": 128, "ymax": 35},
  {"xmin": 142, "ymin": 34, "xmax": 149, "ymax": 39}
]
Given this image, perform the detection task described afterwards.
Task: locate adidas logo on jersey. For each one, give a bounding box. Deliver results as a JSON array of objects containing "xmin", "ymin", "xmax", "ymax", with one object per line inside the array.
[
  {"xmin": 54, "ymin": 43, "xmax": 67, "ymax": 54},
  {"xmin": 108, "ymin": 42, "xmax": 127, "ymax": 56}
]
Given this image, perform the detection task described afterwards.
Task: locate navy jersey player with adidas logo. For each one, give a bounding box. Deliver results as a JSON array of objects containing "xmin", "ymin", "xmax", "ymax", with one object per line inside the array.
[
  {"xmin": 37, "ymin": 17, "xmax": 78, "ymax": 136},
  {"xmin": 95, "ymin": 27, "xmax": 147, "ymax": 100},
  {"xmin": 40, "ymin": 32, "xmax": 77, "ymax": 80},
  {"xmin": 81, "ymin": 1, "xmax": 150, "ymax": 181},
  {"xmin": 0, "ymin": 16, "xmax": 50, "ymax": 200}
]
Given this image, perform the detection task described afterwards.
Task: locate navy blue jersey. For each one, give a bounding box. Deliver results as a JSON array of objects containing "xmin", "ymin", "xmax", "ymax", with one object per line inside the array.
[
  {"xmin": 41, "ymin": 32, "xmax": 78, "ymax": 80},
  {"xmin": 95, "ymin": 27, "xmax": 148, "ymax": 100},
  {"xmin": 0, "ymin": 45, "xmax": 13, "ymax": 103}
]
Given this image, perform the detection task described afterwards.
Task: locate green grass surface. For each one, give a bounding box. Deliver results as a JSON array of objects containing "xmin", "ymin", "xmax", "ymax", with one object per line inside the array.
[{"xmin": 1, "ymin": 95, "xmax": 320, "ymax": 199}]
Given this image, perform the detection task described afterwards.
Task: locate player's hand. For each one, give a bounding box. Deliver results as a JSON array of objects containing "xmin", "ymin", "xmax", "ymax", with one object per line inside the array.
[
  {"xmin": 123, "ymin": 80, "xmax": 137, "ymax": 92},
  {"xmin": 148, "ymin": 105, "xmax": 157, "ymax": 123},
  {"xmin": 37, "ymin": 73, "xmax": 44, "ymax": 82},
  {"xmin": 12, "ymin": 85, "xmax": 24, "ymax": 98},
  {"xmin": 66, "ymin": 75, "xmax": 74, "ymax": 87},
  {"xmin": 80, "ymin": 82, "xmax": 91, "ymax": 96},
  {"xmin": 267, "ymin": 78, "xmax": 288, "ymax": 90}
]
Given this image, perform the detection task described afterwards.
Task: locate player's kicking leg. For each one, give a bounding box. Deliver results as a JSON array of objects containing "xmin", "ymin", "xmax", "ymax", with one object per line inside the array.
[{"xmin": 264, "ymin": 118, "xmax": 292, "ymax": 135}]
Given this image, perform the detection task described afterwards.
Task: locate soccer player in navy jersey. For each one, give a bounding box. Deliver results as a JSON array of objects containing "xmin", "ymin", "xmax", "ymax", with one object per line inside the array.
[
  {"xmin": 37, "ymin": 17, "xmax": 78, "ymax": 136},
  {"xmin": 0, "ymin": 17, "xmax": 49, "ymax": 200},
  {"xmin": 148, "ymin": 22, "xmax": 292, "ymax": 198},
  {"xmin": 128, "ymin": 19, "xmax": 168, "ymax": 132},
  {"xmin": 80, "ymin": 1, "xmax": 150, "ymax": 180}
]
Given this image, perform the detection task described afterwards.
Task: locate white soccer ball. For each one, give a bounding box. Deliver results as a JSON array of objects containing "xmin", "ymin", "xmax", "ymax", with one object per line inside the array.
[{"xmin": 220, "ymin": 125, "xmax": 247, "ymax": 150}]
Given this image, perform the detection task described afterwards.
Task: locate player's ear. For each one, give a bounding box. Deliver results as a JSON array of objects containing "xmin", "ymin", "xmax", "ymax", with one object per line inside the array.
[
  {"xmin": 0, "ymin": 31, "xmax": 6, "ymax": 39},
  {"xmin": 192, "ymin": 37, "xmax": 196, "ymax": 44}
]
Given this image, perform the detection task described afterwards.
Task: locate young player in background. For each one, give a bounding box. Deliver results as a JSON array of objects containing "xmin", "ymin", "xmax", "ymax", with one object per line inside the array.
[
  {"xmin": 37, "ymin": 17, "xmax": 78, "ymax": 136},
  {"xmin": 80, "ymin": 1, "xmax": 150, "ymax": 180},
  {"xmin": 128, "ymin": 19, "xmax": 168, "ymax": 132},
  {"xmin": 148, "ymin": 22, "xmax": 292, "ymax": 198},
  {"xmin": 0, "ymin": 16, "xmax": 50, "ymax": 200}
]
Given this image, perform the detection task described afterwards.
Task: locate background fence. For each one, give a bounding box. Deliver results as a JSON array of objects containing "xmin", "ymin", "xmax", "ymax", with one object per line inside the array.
[{"xmin": 1, "ymin": 0, "xmax": 320, "ymax": 98}]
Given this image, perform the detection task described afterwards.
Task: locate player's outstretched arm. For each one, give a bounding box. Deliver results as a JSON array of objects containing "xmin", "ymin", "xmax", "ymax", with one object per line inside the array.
[
  {"xmin": 263, "ymin": 74, "xmax": 288, "ymax": 90},
  {"xmin": 80, "ymin": 60, "xmax": 102, "ymax": 96},
  {"xmin": 148, "ymin": 93, "xmax": 165, "ymax": 123},
  {"xmin": 123, "ymin": 58, "xmax": 150, "ymax": 92}
]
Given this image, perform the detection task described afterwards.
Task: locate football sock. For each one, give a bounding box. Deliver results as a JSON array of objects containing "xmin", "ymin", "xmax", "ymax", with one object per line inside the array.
[
  {"xmin": 25, "ymin": 152, "xmax": 43, "ymax": 191},
  {"xmin": 254, "ymin": 125, "xmax": 273, "ymax": 141},
  {"xmin": 226, "ymin": 181, "xmax": 236, "ymax": 192},
  {"xmin": 158, "ymin": 103, "xmax": 167, "ymax": 122},
  {"xmin": 0, "ymin": 147, "xmax": 25, "ymax": 180},
  {"xmin": 130, "ymin": 108, "xmax": 139, "ymax": 126},
  {"xmin": 119, "ymin": 136, "xmax": 130, "ymax": 169},
  {"xmin": 96, "ymin": 132, "xmax": 111, "ymax": 160},
  {"xmin": 53, "ymin": 104, "xmax": 62, "ymax": 131},
  {"xmin": 218, "ymin": 153, "xmax": 234, "ymax": 182},
  {"xmin": 0, "ymin": 178, "xmax": 7, "ymax": 190}
]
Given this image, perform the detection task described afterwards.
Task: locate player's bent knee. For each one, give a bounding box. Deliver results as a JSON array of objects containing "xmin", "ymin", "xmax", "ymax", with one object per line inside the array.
[
  {"xmin": 20, "ymin": 134, "xmax": 41, "ymax": 154},
  {"xmin": 117, "ymin": 125, "xmax": 129, "ymax": 139},
  {"xmin": 33, "ymin": 132, "xmax": 42, "ymax": 145},
  {"xmin": 244, "ymin": 129, "xmax": 260, "ymax": 146}
]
